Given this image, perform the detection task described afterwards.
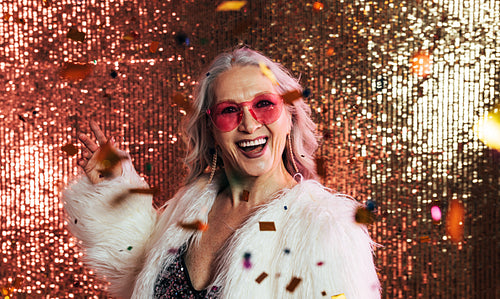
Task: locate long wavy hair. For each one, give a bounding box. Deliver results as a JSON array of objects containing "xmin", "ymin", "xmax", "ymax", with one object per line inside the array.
[{"xmin": 184, "ymin": 47, "xmax": 319, "ymax": 184}]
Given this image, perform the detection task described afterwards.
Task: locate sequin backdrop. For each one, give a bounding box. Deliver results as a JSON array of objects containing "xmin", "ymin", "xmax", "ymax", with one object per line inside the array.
[{"xmin": 0, "ymin": 0, "xmax": 498, "ymax": 298}]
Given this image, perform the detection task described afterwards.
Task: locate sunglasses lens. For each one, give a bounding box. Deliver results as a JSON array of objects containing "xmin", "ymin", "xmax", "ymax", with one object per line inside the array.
[
  {"xmin": 209, "ymin": 94, "xmax": 283, "ymax": 131},
  {"xmin": 251, "ymin": 94, "xmax": 283, "ymax": 124}
]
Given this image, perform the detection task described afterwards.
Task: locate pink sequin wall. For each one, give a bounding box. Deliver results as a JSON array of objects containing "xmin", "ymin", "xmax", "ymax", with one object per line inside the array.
[{"xmin": 1, "ymin": 0, "xmax": 498, "ymax": 298}]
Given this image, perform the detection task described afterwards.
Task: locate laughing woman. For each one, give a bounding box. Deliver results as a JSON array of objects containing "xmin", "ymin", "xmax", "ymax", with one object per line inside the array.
[{"xmin": 63, "ymin": 47, "xmax": 381, "ymax": 299}]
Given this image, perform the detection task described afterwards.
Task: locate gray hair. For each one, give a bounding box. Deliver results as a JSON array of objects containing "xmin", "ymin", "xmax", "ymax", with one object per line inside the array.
[{"xmin": 184, "ymin": 47, "xmax": 319, "ymax": 184}]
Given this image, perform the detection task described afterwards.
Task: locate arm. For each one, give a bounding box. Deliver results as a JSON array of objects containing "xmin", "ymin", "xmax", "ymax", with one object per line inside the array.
[
  {"xmin": 63, "ymin": 121, "xmax": 157, "ymax": 298},
  {"xmin": 311, "ymin": 195, "xmax": 381, "ymax": 299}
]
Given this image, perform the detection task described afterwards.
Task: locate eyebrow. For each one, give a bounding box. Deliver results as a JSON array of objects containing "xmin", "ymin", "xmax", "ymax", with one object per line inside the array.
[{"xmin": 217, "ymin": 91, "xmax": 275, "ymax": 103}]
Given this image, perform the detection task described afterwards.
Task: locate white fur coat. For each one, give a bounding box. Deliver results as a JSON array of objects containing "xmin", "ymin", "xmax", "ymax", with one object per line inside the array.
[{"xmin": 63, "ymin": 160, "xmax": 380, "ymax": 299}]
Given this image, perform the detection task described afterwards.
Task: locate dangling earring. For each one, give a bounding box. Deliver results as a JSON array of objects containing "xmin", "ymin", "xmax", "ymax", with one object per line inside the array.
[
  {"xmin": 288, "ymin": 134, "xmax": 298, "ymax": 174},
  {"xmin": 208, "ymin": 150, "xmax": 217, "ymax": 184}
]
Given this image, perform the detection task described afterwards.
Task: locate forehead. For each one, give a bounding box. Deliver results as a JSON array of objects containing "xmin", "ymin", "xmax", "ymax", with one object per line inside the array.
[{"xmin": 214, "ymin": 65, "xmax": 277, "ymax": 103}]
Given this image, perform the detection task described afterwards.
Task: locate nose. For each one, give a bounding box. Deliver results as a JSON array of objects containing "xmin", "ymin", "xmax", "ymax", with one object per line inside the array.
[{"xmin": 238, "ymin": 107, "xmax": 261, "ymax": 133}]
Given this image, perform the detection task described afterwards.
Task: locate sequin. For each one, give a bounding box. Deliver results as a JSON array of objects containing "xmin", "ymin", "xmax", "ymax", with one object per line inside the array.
[{"xmin": 154, "ymin": 245, "xmax": 220, "ymax": 299}]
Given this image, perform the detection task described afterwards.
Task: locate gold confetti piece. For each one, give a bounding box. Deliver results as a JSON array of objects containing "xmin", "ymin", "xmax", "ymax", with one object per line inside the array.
[
  {"xmin": 128, "ymin": 187, "xmax": 159, "ymax": 195},
  {"xmin": 95, "ymin": 141, "xmax": 126, "ymax": 178},
  {"xmin": 446, "ymin": 199, "xmax": 465, "ymax": 243},
  {"xmin": 216, "ymin": 1, "xmax": 247, "ymax": 11},
  {"xmin": 259, "ymin": 221, "xmax": 276, "ymax": 231},
  {"xmin": 281, "ymin": 90, "xmax": 302, "ymax": 105},
  {"xmin": 96, "ymin": 141, "xmax": 124, "ymax": 166},
  {"xmin": 241, "ymin": 190, "xmax": 249, "ymax": 202},
  {"xmin": 259, "ymin": 62, "xmax": 278, "ymax": 85},
  {"xmin": 255, "ymin": 272, "xmax": 268, "ymax": 283},
  {"xmin": 149, "ymin": 41, "xmax": 160, "ymax": 53},
  {"xmin": 474, "ymin": 104, "xmax": 500, "ymax": 150},
  {"xmin": 178, "ymin": 220, "xmax": 208, "ymax": 231},
  {"xmin": 355, "ymin": 206, "xmax": 375, "ymax": 224},
  {"xmin": 123, "ymin": 31, "xmax": 139, "ymax": 41},
  {"xmin": 285, "ymin": 276, "xmax": 302, "ymax": 292},
  {"xmin": 332, "ymin": 294, "xmax": 346, "ymax": 299},
  {"xmin": 61, "ymin": 143, "xmax": 78, "ymax": 156},
  {"xmin": 326, "ymin": 48, "xmax": 335, "ymax": 56},
  {"xmin": 59, "ymin": 62, "xmax": 94, "ymax": 81},
  {"xmin": 66, "ymin": 27, "xmax": 85, "ymax": 42}
]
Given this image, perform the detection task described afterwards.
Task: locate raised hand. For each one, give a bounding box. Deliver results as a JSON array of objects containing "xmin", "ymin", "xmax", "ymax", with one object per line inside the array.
[{"xmin": 77, "ymin": 120, "xmax": 129, "ymax": 184}]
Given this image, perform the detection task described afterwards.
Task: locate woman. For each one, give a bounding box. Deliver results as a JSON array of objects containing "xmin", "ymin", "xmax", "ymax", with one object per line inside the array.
[{"xmin": 63, "ymin": 47, "xmax": 381, "ymax": 298}]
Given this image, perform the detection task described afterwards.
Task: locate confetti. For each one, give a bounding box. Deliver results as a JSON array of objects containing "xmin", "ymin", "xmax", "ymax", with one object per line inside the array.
[
  {"xmin": 313, "ymin": 2, "xmax": 324, "ymax": 11},
  {"xmin": 243, "ymin": 252, "xmax": 252, "ymax": 269},
  {"xmin": 145, "ymin": 162, "xmax": 153, "ymax": 174},
  {"xmin": 366, "ymin": 200, "xmax": 376, "ymax": 211},
  {"xmin": 122, "ymin": 31, "xmax": 139, "ymax": 41},
  {"xmin": 283, "ymin": 248, "xmax": 290, "ymax": 254},
  {"xmin": 149, "ymin": 41, "xmax": 160, "ymax": 53},
  {"xmin": 474, "ymin": 104, "xmax": 500, "ymax": 150},
  {"xmin": 241, "ymin": 190, "xmax": 249, "ymax": 202},
  {"xmin": 317, "ymin": 261, "xmax": 324, "ymax": 266},
  {"xmin": 61, "ymin": 143, "xmax": 78, "ymax": 156},
  {"xmin": 302, "ymin": 88, "xmax": 311, "ymax": 98},
  {"xmin": 355, "ymin": 206, "xmax": 375, "ymax": 224},
  {"xmin": 74, "ymin": 219, "xmax": 78, "ymax": 224},
  {"xmin": 216, "ymin": 1, "xmax": 247, "ymax": 11},
  {"xmin": 255, "ymin": 272, "xmax": 268, "ymax": 284},
  {"xmin": 172, "ymin": 93, "xmax": 193, "ymax": 113},
  {"xmin": 128, "ymin": 187, "xmax": 159, "ymax": 195},
  {"xmin": 127, "ymin": 246, "xmax": 133, "ymax": 251},
  {"xmin": 110, "ymin": 70, "xmax": 118, "ymax": 78},
  {"xmin": 321, "ymin": 290, "xmax": 327, "ymax": 296},
  {"xmin": 259, "ymin": 221, "xmax": 276, "ymax": 231},
  {"xmin": 315, "ymin": 157, "xmax": 327, "ymax": 177},
  {"xmin": 259, "ymin": 62, "xmax": 278, "ymax": 85},
  {"xmin": 411, "ymin": 50, "xmax": 431, "ymax": 78},
  {"xmin": 431, "ymin": 205, "xmax": 442, "ymax": 221},
  {"xmin": 446, "ymin": 199, "xmax": 465, "ymax": 243},
  {"xmin": 13, "ymin": 277, "xmax": 23, "ymax": 288},
  {"xmin": 174, "ymin": 32, "xmax": 189, "ymax": 45},
  {"xmin": 66, "ymin": 27, "xmax": 85, "ymax": 42},
  {"xmin": 326, "ymin": 48, "xmax": 335, "ymax": 56},
  {"xmin": 178, "ymin": 220, "xmax": 208, "ymax": 231},
  {"xmin": 285, "ymin": 276, "xmax": 302, "ymax": 292},
  {"xmin": 281, "ymin": 90, "xmax": 302, "ymax": 105},
  {"xmin": 419, "ymin": 236, "xmax": 430, "ymax": 243},
  {"xmin": 59, "ymin": 62, "xmax": 94, "ymax": 81},
  {"xmin": 331, "ymin": 294, "xmax": 346, "ymax": 299}
]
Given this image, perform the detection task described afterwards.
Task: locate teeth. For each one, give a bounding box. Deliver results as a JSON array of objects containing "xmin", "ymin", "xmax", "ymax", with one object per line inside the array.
[{"xmin": 238, "ymin": 138, "xmax": 267, "ymax": 148}]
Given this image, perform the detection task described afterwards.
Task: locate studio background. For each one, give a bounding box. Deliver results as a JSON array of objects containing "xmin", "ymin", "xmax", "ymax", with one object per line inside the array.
[{"xmin": 0, "ymin": 0, "xmax": 498, "ymax": 298}]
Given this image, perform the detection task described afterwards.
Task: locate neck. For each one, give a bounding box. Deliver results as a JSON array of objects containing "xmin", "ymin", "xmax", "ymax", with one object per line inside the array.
[{"xmin": 222, "ymin": 163, "xmax": 297, "ymax": 207}]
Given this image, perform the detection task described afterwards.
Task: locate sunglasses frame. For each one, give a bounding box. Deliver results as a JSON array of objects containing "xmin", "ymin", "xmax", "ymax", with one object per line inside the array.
[{"xmin": 207, "ymin": 93, "xmax": 284, "ymax": 132}]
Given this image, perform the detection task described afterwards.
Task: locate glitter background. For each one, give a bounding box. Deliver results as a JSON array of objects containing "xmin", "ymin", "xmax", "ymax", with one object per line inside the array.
[{"xmin": 1, "ymin": 0, "xmax": 499, "ymax": 298}]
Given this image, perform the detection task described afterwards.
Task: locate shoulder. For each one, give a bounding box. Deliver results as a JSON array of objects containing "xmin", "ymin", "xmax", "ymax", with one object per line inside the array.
[{"xmin": 287, "ymin": 179, "xmax": 361, "ymax": 224}]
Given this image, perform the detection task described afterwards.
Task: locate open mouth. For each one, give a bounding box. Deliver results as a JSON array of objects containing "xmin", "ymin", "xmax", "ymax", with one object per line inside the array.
[{"xmin": 237, "ymin": 137, "xmax": 268, "ymax": 153}]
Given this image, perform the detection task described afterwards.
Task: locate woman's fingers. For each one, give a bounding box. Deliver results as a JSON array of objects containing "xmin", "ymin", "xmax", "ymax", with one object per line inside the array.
[
  {"xmin": 90, "ymin": 120, "xmax": 108, "ymax": 146},
  {"xmin": 79, "ymin": 133, "xmax": 99, "ymax": 152}
]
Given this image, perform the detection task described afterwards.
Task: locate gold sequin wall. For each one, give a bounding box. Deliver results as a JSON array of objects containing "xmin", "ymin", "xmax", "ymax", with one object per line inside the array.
[{"xmin": 1, "ymin": 0, "xmax": 498, "ymax": 298}]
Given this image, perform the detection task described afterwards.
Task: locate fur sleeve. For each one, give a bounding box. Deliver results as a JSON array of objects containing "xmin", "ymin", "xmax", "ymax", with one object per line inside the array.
[
  {"xmin": 62, "ymin": 160, "xmax": 157, "ymax": 298},
  {"xmin": 304, "ymin": 186, "xmax": 381, "ymax": 298}
]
